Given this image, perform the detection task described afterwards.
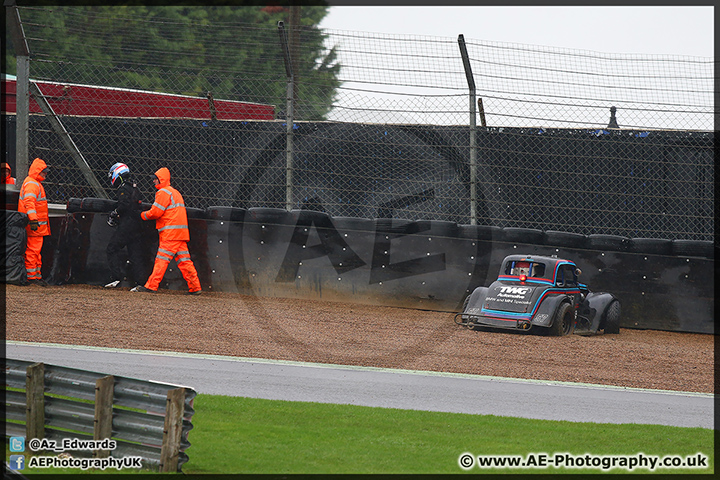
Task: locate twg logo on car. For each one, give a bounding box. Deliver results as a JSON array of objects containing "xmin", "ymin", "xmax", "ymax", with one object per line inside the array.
[{"xmin": 499, "ymin": 286, "xmax": 531, "ymax": 295}]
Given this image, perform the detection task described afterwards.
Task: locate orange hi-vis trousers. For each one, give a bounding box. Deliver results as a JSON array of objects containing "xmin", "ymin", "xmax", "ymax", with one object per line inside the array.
[
  {"xmin": 144, "ymin": 240, "xmax": 201, "ymax": 292},
  {"xmin": 25, "ymin": 236, "xmax": 44, "ymax": 281}
]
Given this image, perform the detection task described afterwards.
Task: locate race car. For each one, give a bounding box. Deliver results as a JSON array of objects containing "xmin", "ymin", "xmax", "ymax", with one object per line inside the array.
[{"xmin": 455, "ymin": 254, "xmax": 620, "ymax": 336}]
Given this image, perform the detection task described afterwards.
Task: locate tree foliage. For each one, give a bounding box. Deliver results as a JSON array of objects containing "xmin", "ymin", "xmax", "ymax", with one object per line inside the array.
[{"xmin": 5, "ymin": 5, "xmax": 340, "ymax": 120}]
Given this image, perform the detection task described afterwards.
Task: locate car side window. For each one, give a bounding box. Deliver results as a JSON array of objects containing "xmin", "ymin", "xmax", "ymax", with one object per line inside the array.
[
  {"xmin": 531, "ymin": 263, "xmax": 546, "ymax": 277},
  {"xmin": 557, "ymin": 265, "xmax": 577, "ymax": 287}
]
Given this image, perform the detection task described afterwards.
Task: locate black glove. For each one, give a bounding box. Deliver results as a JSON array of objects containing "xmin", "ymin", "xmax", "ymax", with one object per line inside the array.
[
  {"xmin": 29, "ymin": 220, "xmax": 39, "ymax": 231},
  {"xmin": 107, "ymin": 210, "xmax": 120, "ymax": 227}
]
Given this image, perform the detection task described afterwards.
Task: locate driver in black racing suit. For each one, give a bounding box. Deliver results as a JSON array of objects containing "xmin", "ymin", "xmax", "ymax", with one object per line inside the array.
[{"xmin": 104, "ymin": 163, "xmax": 150, "ymax": 288}]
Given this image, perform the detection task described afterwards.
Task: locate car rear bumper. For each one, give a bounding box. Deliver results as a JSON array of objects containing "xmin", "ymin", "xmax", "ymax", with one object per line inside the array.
[{"xmin": 454, "ymin": 312, "xmax": 532, "ymax": 331}]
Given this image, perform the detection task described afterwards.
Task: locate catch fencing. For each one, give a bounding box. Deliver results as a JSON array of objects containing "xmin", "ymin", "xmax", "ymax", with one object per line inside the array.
[
  {"xmin": 4, "ymin": 5, "xmax": 714, "ymax": 241},
  {"xmin": 5, "ymin": 359, "xmax": 196, "ymax": 472}
]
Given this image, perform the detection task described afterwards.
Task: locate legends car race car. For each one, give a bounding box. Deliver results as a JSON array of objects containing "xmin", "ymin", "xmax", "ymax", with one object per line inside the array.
[{"xmin": 455, "ymin": 254, "xmax": 620, "ymax": 336}]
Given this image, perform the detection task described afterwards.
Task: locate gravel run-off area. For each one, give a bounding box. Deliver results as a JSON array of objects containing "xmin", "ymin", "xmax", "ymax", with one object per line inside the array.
[{"xmin": 5, "ymin": 284, "xmax": 714, "ymax": 394}]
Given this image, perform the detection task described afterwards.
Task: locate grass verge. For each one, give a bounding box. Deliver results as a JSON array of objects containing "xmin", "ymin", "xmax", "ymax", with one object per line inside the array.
[
  {"xmin": 185, "ymin": 395, "xmax": 713, "ymax": 474},
  {"xmin": 9, "ymin": 394, "xmax": 713, "ymax": 475}
]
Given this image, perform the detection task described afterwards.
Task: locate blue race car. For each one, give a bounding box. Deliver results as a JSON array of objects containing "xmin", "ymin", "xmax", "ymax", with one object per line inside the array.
[{"xmin": 455, "ymin": 254, "xmax": 620, "ymax": 336}]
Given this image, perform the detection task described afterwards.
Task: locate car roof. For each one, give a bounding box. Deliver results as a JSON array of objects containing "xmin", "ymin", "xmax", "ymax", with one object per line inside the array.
[{"xmin": 502, "ymin": 254, "xmax": 573, "ymax": 266}]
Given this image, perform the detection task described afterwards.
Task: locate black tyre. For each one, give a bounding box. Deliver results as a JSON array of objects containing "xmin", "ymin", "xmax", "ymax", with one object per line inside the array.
[
  {"xmin": 67, "ymin": 197, "xmax": 116, "ymax": 213},
  {"xmin": 81, "ymin": 197, "xmax": 116, "ymax": 213},
  {"xmin": 630, "ymin": 238, "xmax": 672, "ymax": 256},
  {"xmin": 66, "ymin": 198, "xmax": 83, "ymax": 213},
  {"xmin": 186, "ymin": 206, "xmax": 208, "ymax": 219},
  {"xmin": 247, "ymin": 207, "xmax": 292, "ymax": 225},
  {"xmin": 544, "ymin": 230, "xmax": 587, "ymax": 249},
  {"xmin": 588, "ymin": 234, "xmax": 631, "ymax": 252},
  {"xmin": 548, "ymin": 302, "xmax": 575, "ymax": 336},
  {"xmin": 672, "ymin": 240, "xmax": 714, "ymax": 259},
  {"xmin": 503, "ymin": 227, "xmax": 545, "ymax": 245},
  {"xmin": 459, "ymin": 224, "xmax": 505, "ymax": 242},
  {"xmin": 331, "ymin": 217, "xmax": 376, "ymax": 235},
  {"xmin": 603, "ymin": 300, "xmax": 621, "ymax": 334},
  {"xmin": 207, "ymin": 206, "xmax": 247, "ymax": 222}
]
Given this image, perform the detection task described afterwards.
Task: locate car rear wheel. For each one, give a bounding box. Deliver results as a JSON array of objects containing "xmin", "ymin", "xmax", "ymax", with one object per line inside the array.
[
  {"xmin": 603, "ymin": 300, "xmax": 621, "ymax": 334},
  {"xmin": 549, "ymin": 302, "xmax": 575, "ymax": 336}
]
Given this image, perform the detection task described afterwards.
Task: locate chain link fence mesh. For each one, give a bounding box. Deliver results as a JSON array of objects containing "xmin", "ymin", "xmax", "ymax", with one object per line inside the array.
[{"xmin": 7, "ymin": 6, "xmax": 714, "ymax": 240}]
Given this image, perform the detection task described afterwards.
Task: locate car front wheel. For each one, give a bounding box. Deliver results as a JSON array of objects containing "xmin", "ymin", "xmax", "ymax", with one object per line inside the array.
[{"xmin": 603, "ymin": 300, "xmax": 621, "ymax": 334}]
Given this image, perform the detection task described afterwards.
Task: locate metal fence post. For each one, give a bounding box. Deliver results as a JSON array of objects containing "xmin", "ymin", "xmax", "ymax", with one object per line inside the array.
[
  {"xmin": 25, "ymin": 362, "xmax": 45, "ymax": 442},
  {"xmin": 278, "ymin": 21, "xmax": 295, "ymax": 212},
  {"xmin": 6, "ymin": 0, "xmax": 30, "ymax": 181},
  {"xmin": 477, "ymin": 98, "xmax": 487, "ymax": 128},
  {"xmin": 458, "ymin": 34, "xmax": 477, "ymax": 225}
]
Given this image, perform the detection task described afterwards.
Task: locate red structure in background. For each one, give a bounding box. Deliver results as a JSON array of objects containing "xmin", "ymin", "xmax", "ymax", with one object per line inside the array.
[{"xmin": 2, "ymin": 75, "xmax": 275, "ymax": 120}]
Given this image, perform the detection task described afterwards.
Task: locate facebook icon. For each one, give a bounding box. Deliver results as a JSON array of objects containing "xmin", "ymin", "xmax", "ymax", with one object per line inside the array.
[{"xmin": 9, "ymin": 455, "xmax": 25, "ymax": 470}]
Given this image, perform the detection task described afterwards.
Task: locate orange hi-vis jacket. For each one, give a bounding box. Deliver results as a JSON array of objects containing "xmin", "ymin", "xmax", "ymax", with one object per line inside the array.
[
  {"xmin": 2, "ymin": 162, "xmax": 16, "ymax": 184},
  {"xmin": 18, "ymin": 158, "xmax": 50, "ymax": 237},
  {"xmin": 141, "ymin": 167, "xmax": 190, "ymax": 241}
]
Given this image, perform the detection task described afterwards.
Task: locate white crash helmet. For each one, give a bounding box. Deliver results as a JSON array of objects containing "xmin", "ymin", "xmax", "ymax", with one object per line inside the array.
[{"xmin": 108, "ymin": 162, "xmax": 130, "ymax": 186}]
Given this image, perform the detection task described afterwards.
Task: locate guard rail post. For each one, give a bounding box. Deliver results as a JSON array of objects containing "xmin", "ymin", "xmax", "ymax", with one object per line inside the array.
[
  {"xmin": 159, "ymin": 387, "xmax": 186, "ymax": 472},
  {"xmin": 25, "ymin": 362, "xmax": 45, "ymax": 442},
  {"xmin": 93, "ymin": 375, "xmax": 114, "ymax": 458}
]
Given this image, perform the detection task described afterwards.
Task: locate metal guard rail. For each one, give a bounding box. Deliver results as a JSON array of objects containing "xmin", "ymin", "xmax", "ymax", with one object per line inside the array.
[{"xmin": 4, "ymin": 358, "xmax": 196, "ymax": 472}]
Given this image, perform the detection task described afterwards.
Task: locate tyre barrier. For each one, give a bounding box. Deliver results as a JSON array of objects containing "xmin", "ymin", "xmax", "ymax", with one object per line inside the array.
[
  {"xmin": 629, "ymin": 238, "xmax": 673, "ymax": 256},
  {"xmin": 330, "ymin": 216, "xmax": 376, "ymax": 234},
  {"xmin": 246, "ymin": 206, "xmax": 292, "ymax": 225},
  {"xmin": 62, "ymin": 198, "xmax": 712, "ymax": 260},
  {"xmin": 544, "ymin": 230, "xmax": 588, "ymax": 249},
  {"xmin": 289, "ymin": 210, "xmax": 344, "ymax": 251},
  {"xmin": 50, "ymin": 200, "xmax": 714, "ymax": 333},
  {"xmin": 67, "ymin": 197, "xmax": 207, "ymax": 219},
  {"xmin": 206, "ymin": 206, "xmax": 247, "ymax": 222},
  {"xmin": 142, "ymin": 202, "xmax": 207, "ymax": 219},
  {"xmin": 672, "ymin": 239, "xmax": 714, "ymax": 259},
  {"xmin": 185, "ymin": 206, "xmax": 208, "ymax": 220},
  {"xmin": 66, "ymin": 197, "xmax": 116, "ymax": 213},
  {"xmin": 587, "ymin": 234, "xmax": 632, "ymax": 252},
  {"xmin": 458, "ymin": 224, "xmax": 505, "ymax": 241},
  {"xmin": 374, "ymin": 217, "xmax": 414, "ymax": 235},
  {"xmin": 290, "ymin": 209, "xmax": 333, "ymax": 229},
  {"xmin": 405, "ymin": 219, "xmax": 458, "ymax": 239},
  {"xmin": 502, "ymin": 227, "xmax": 545, "ymax": 245}
]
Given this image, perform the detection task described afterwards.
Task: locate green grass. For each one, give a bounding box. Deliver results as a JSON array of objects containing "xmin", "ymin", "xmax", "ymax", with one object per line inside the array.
[
  {"xmin": 10, "ymin": 394, "xmax": 714, "ymax": 475},
  {"xmin": 183, "ymin": 395, "xmax": 713, "ymax": 475}
]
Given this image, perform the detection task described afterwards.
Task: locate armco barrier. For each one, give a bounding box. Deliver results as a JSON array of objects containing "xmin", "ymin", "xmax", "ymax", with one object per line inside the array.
[
  {"xmin": 28, "ymin": 200, "xmax": 716, "ymax": 334},
  {"xmin": 5, "ymin": 359, "xmax": 196, "ymax": 472}
]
